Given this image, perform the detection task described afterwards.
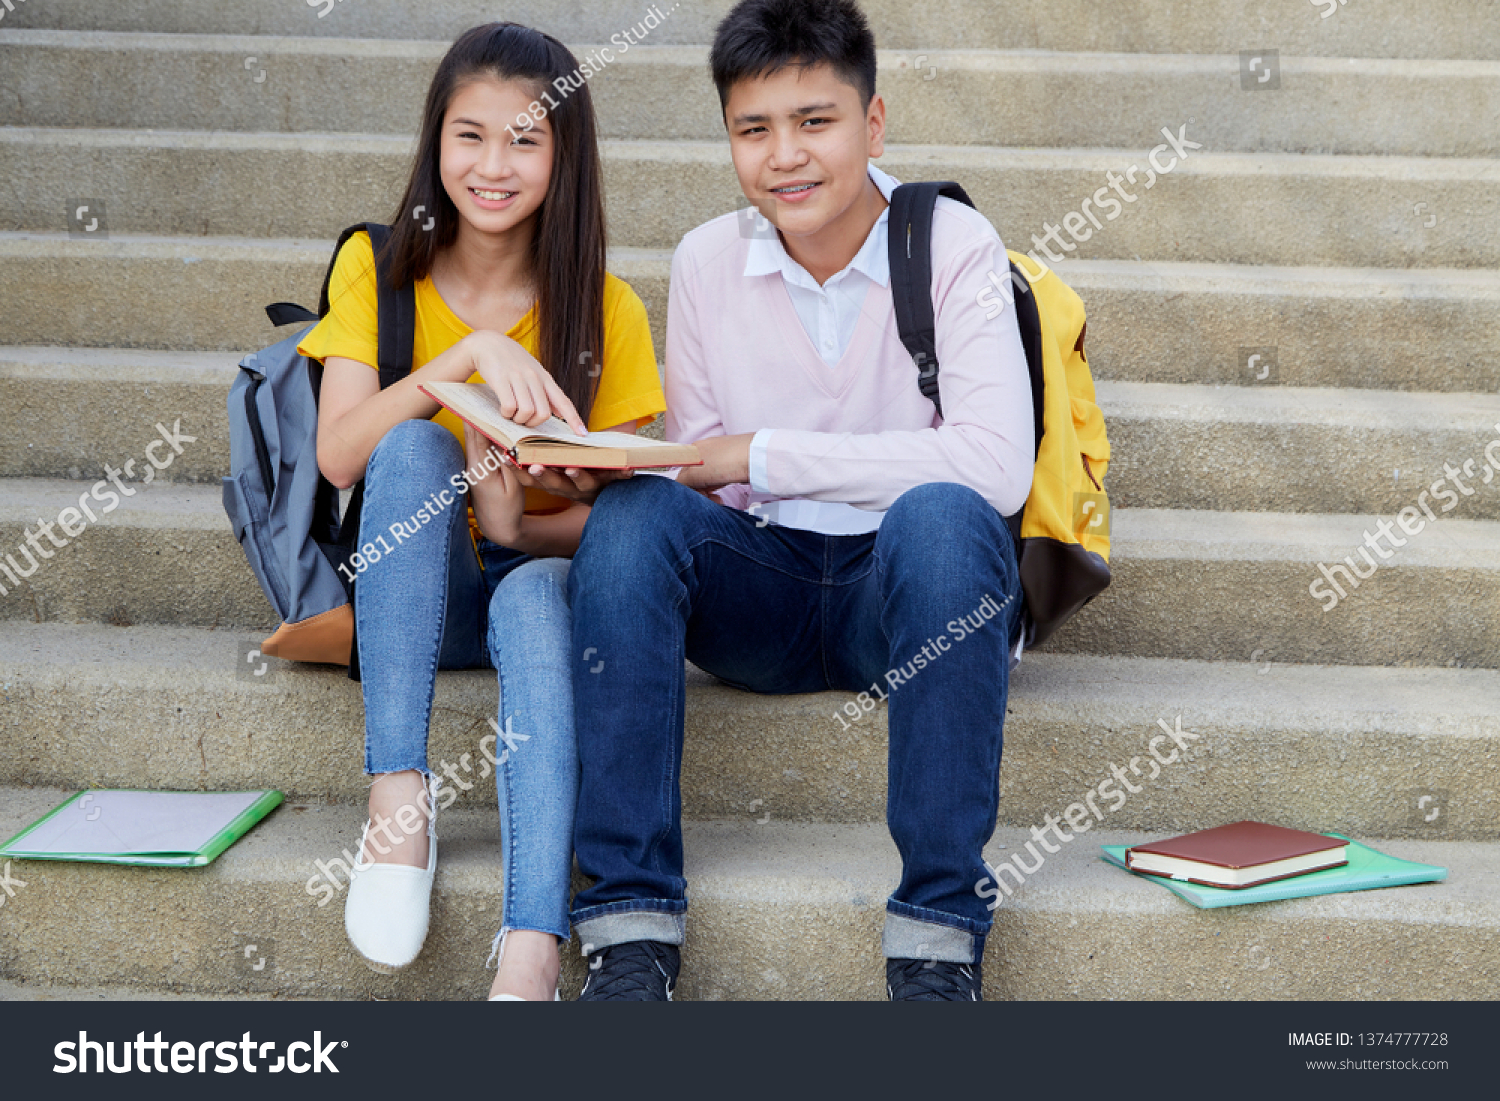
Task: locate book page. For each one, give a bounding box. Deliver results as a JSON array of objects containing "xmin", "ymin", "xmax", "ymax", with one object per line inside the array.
[{"xmin": 423, "ymin": 382, "xmax": 683, "ymax": 452}]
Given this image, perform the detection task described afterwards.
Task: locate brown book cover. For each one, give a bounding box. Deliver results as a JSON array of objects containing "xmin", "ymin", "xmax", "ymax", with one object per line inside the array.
[{"xmin": 1125, "ymin": 821, "xmax": 1347, "ymax": 889}]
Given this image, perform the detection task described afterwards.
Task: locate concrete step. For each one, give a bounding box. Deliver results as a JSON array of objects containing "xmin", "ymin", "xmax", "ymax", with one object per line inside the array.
[
  {"xmin": 0, "ymin": 978, "xmax": 319, "ymax": 1001},
  {"xmin": 0, "ymin": 347, "xmax": 231, "ymax": 484},
  {"xmin": 7, "ymin": 129, "xmax": 1500, "ymax": 267},
  {"xmin": 1046, "ymin": 506, "xmax": 1500, "ymax": 668},
  {"xmin": 7, "ymin": 32, "xmax": 1500, "ymax": 157},
  {"xmin": 0, "ymin": 478, "xmax": 264, "ymax": 629},
  {"xmin": 2, "ymin": 0, "xmax": 1495, "ymax": 60},
  {"xmin": 0, "ymin": 785, "xmax": 1492, "ymax": 1000},
  {"xmin": 1, "ymin": 622, "xmax": 1496, "ymax": 838},
  {"xmin": 0, "ymin": 233, "xmax": 659, "ymax": 356},
  {"xmin": 3, "ymin": 235, "xmax": 1498, "ymax": 395},
  {"xmin": 1099, "ymin": 382, "xmax": 1500, "ymax": 519},
  {"xmin": 6, "ymin": 346, "xmax": 1498, "ymax": 522},
  {"xmin": 0, "ymin": 479, "xmax": 1497, "ymax": 665}
]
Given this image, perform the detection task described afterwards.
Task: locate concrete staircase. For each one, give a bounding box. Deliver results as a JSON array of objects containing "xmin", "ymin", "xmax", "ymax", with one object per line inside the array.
[{"xmin": 2, "ymin": 1, "xmax": 1498, "ymax": 1000}]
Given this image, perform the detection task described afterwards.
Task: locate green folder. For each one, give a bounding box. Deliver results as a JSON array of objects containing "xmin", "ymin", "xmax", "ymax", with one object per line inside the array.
[
  {"xmin": 0, "ymin": 789, "xmax": 283, "ymax": 868},
  {"xmin": 1100, "ymin": 835, "xmax": 1446, "ymax": 909}
]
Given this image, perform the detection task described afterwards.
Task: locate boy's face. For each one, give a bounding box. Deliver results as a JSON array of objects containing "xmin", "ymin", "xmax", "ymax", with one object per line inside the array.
[{"xmin": 724, "ymin": 62, "xmax": 885, "ymax": 243}]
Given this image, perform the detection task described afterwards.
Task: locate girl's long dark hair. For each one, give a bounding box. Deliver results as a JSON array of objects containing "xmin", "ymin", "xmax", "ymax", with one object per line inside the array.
[{"xmin": 385, "ymin": 23, "xmax": 607, "ymax": 423}]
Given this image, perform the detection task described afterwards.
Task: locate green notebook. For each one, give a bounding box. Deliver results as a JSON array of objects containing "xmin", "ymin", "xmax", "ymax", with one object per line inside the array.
[
  {"xmin": 1101, "ymin": 835, "xmax": 1446, "ymax": 909},
  {"xmin": 0, "ymin": 789, "xmax": 283, "ymax": 867}
]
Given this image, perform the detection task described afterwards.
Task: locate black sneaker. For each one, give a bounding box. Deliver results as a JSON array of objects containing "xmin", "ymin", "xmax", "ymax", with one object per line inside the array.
[
  {"xmin": 577, "ymin": 940, "xmax": 680, "ymax": 1001},
  {"xmin": 886, "ymin": 957, "xmax": 982, "ymax": 1001}
]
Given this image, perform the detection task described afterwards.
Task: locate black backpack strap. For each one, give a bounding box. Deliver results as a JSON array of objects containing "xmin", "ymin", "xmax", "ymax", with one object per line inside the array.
[
  {"xmin": 362, "ymin": 222, "xmax": 417, "ymax": 391},
  {"xmin": 316, "ymin": 223, "xmax": 382, "ymax": 317},
  {"xmin": 1009, "ymin": 259, "xmax": 1047, "ymax": 464},
  {"xmin": 323, "ymin": 223, "xmax": 415, "ymax": 681},
  {"xmin": 888, "ymin": 181, "xmax": 975, "ymax": 418},
  {"xmin": 889, "ymin": 182, "xmax": 1046, "ymax": 543},
  {"xmin": 333, "ymin": 222, "xmax": 417, "ymax": 546},
  {"xmin": 265, "ymin": 302, "xmax": 318, "ymax": 327}
]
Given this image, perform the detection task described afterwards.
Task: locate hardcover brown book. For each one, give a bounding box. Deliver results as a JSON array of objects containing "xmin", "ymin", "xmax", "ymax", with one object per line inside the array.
[
  {"xmin": 420, "ymin": 381, "xmax": 702, "ymax": 470},
  {"xmin": 1124, "ymin": 821, "xmax": 1348, "ymax": 889}
]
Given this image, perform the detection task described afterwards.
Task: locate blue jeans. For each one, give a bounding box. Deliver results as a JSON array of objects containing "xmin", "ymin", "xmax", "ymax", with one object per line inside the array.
[
  {"xmin": 356, "ymin": 419, "xmax": 578, "ymax": 941},
  {"xmin": 568, "ymin": 475, "xmax": 1023, "ymax": 965}
]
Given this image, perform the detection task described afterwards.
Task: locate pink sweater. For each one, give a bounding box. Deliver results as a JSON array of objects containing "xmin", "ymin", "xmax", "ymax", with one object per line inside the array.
[{"xmin": 663, "ymin": 194, "xmax": 1036, "ymax": 518}]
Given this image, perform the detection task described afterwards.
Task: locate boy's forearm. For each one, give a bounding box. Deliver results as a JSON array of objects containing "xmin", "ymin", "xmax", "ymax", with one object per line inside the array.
[{"xmin": 676, "ymin": 433, "xmax": 754, "ymax": 491}]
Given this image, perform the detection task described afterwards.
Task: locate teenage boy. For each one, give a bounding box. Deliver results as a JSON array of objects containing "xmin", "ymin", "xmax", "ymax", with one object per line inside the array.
[{"xmin": 567, "ymin": 0, "xmax": 1034, "ymax": 1000}]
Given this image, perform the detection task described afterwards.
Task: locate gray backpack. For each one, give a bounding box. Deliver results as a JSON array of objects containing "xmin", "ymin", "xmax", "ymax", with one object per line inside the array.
[{"xmin": 223, "ymin": 222, "xmax": 414, "ymax": 671}]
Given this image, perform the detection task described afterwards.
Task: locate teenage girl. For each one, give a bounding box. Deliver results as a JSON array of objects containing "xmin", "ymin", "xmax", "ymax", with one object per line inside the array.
[{"xmin": 301, "ymin": 22, "xmax": 664, "ymax": 1000}]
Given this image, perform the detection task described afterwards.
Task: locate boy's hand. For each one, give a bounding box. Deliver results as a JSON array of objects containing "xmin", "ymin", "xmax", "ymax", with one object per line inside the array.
[
  {"xmin": 676, "ymin": 434, "xmax": 754, "ymax": 493},
  {"xmin": 514, "ymin": 464, "xmax": 632, "ymax": 506}
]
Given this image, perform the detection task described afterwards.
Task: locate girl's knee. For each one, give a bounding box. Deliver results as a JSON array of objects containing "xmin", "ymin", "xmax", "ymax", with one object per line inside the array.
[
  {"xmin": 490, "ymin": 559, "xmax": 572, "ymax": 620},
  {"xmin": 368, "ymin": 419, "xmax": 463, "ymax": 480}
]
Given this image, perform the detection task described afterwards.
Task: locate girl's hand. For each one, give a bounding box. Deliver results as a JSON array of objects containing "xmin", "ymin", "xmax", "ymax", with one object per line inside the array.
[
  {"xmin": 463, "ymin": 330, "xmax": 587, "ymax": 436},
  {"xmin": 463, "ymin": 424, "xmax": 527, "ymax": 547}
]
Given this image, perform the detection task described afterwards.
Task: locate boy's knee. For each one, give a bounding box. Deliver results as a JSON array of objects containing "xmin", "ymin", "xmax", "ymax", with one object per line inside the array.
[
  {"xmin": 594, "ymin": 472, "xmax": 689, "ymax": 512},
  {"xmin": 885, "ymin": 482, "xmax": 992, "ymax": 534},
  {"xmin": 880, "ymin": 483, "xmax": 1018, "ymax": 589},
  {"xmin": 572, "ymin": 477, "xmax": 710, "ymax": 601},
  {"xmin": 585, "ymin": 475, "xmax": 701, "ymax": 544}
]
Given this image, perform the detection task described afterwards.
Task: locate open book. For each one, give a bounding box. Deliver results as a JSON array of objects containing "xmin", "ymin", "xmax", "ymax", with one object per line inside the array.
[{"xmin": 421, "ymin": 381, "xmax": 701, "ymax": 470}]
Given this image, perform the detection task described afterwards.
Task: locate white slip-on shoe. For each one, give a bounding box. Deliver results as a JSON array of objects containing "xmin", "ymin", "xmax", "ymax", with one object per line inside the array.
[{"xmin": 344, "ymin": 775, "xmax": 437, "ymax": 974}]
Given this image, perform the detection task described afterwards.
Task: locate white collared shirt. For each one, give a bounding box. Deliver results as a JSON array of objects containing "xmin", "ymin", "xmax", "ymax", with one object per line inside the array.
[{"xmin": 744, "ymin": 163, "xmax": 900, "ymax": 536}]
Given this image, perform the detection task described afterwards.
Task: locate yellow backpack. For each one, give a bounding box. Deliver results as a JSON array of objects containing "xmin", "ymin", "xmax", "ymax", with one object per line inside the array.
[{"xmin": 889, "ymin": 182, "xmax": 1111, "ymax": 647}]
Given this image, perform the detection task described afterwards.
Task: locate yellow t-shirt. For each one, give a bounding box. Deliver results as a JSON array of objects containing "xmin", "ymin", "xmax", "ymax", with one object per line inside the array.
[{"xmin": 298, "ymin": 231, "xmax": 665, "ymax": 518}]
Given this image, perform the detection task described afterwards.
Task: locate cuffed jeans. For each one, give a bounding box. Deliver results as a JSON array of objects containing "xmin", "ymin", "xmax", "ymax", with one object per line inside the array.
[
  {"xmin": 356, "ymin": 419, "xmax": 578, "ymax": 941},
  {"xmin": 568, "ymin": 475, "xmax": 1023, "ymax": 964}
]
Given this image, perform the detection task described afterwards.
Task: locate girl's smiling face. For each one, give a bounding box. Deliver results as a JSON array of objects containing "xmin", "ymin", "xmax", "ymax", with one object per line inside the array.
[{"xmin": 439, "ymin": 76, "xmax": 553, "ymax": 236}]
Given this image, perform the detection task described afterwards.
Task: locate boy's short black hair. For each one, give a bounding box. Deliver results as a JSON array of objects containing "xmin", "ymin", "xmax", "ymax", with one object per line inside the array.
[{"xmin": 710, "ymin": 0, "xmax": 877, "ymax": 113}]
